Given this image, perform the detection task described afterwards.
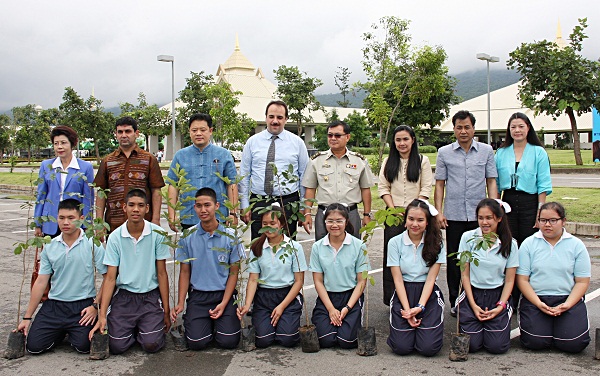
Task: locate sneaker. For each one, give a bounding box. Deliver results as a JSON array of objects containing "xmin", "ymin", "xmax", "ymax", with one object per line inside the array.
[{"xmin": 450, "ymin": 306, "xmax": 457, "ymax": 317}]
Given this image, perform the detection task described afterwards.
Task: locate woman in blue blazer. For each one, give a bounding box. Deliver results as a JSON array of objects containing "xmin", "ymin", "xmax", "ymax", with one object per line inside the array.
[{"xmin": 34, "ymin": 126, "xmax": 95, "ymax": 237}]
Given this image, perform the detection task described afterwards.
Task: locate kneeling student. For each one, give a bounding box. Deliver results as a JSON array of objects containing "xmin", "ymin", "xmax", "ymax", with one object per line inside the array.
[
  {"xmin": 90, "ymin": 188, "xmax": 171, "ymax": 354},
  {"xmin": 171, "ymin": 187, "xmax": 244, "ymax": 350},
  {"xmin": 18, "ymin": 199, "xmax": 107, "ymax": 354}
]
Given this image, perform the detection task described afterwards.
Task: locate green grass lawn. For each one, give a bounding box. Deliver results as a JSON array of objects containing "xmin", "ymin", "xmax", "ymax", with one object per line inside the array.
[{"xmin": 367, "ymin": 186, "xmax": 600, "ymax": 224}]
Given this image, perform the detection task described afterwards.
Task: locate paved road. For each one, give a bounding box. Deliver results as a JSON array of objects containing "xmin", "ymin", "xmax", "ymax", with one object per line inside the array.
[
  {"xmin": 551, "ymin": 173, "xmax": 600, "ymax": 188},
  {"xmin": 0, "ymin": 197, "xmax": 599, "ymax": 375}
]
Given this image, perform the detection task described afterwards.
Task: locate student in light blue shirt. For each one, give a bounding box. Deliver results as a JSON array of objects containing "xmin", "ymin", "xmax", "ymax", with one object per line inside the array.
[
  {"xmin": 167, "ymin": 113, "xmax": 237, "ymax": 230},
  {"xmin": 171, "ymin": 187, "xmax": 244, "ymax": 350},
  {"xmin": 237, "ymin": 206, "xmax": 308, "ymax": 348},
  {"xmin": 90, "ymin": 189, "xmax": 171, "ymax": 355},
  {"xmin": 310, "ymin": 203, "xmax": 370, "ymax": 349},
  {"xmin": 517, "ymin": 202, "xmax": 591, "ymax": 353},
  {"xmin": 387, "ymin": 199, "xmax": 445, "ymax": 357},
  {"xmin": 19, "ymin": 199, "xmax": 106, "ymax": 354},
  {"xmin": 456, "ymin": 199, "xmax": 518, "ymax": 354}
]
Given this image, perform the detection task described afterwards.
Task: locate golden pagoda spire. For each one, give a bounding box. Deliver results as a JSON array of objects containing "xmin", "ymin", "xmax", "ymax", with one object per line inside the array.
[{"xmin": 554, "ymin": 19, "xmax": 567, "ymax": 49}]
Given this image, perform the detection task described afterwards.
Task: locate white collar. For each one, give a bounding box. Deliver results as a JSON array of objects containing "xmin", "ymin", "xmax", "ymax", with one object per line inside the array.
[
  {"xmin": 473, "ymin": 227, "xmax": 501, "ymax": 249},
  {"xmin": 56, "ymin": 228, "xmax": 85, "ymax": 254},
  {"xmin": 262, "ymin": 235, "xmax": 291, "ymax": 251},
  {"xmin": 121, "ymin": 220, "xmax": 152, "ymax": 241},
  {"xmin": 323, "ymin": 232, "xmax": 352, "ymax": 247},
  {"xmin": 533, "ymin": 228, "xmax": 572, "ymax": 241},
  {"xmin": 402, "ymin": 231, "xmax": 425, "ymax": 247},
  {"xmin": 52, "ymin": 157, "xmax": 80, "ymax": 170}
]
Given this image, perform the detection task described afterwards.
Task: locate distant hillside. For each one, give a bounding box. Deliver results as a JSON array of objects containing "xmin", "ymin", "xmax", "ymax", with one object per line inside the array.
[{"xmin": 315, "ymin": 68, "xmax": 521, "ymax": 109}]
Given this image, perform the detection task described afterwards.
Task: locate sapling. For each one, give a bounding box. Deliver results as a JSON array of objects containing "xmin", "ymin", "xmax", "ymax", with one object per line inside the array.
[
  {"xmin": 5, "ymin": 171, "xmax": 51, "ymax": 359},
  {"xmin": 448, "ymin": 231, "xmax": 496, "ymax": 362}
]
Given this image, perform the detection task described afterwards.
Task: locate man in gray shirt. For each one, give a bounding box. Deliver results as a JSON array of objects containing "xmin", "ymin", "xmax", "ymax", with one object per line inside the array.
[{"xmin": 434, "ymin": 110, "xmax": 498, "ymax": 315}]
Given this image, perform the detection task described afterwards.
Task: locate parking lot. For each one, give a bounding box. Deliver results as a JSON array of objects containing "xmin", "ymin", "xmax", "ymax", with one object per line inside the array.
[{"xmin": 0, "ymin": 197, "xmax": 599, "ymax": 375}]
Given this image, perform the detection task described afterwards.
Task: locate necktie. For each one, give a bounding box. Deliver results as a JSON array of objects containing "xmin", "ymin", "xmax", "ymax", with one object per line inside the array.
[{"xmin": 264, "ymin": 135, "xmax": 278, "ymax": 195}]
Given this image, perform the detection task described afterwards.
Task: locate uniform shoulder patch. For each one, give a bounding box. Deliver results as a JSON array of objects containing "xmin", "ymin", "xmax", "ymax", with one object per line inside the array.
[
  {"xmin": 348, "ymin": 150, "xmax": 366, "ymax": 160},
  {"xmin": 310, "ymin": 151, "xmax": 326, "ymax": 160}
]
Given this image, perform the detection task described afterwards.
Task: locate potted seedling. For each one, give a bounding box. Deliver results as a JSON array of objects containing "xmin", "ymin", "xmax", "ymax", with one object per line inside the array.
[
  {"xmin": 448, "ymin": 232, "xmax": 495, "ymax": 362},
  {"xmin": 265, "ymin": 164, "xmax": 319, "ymax": 353},
  {"xmin": 155, "ymin": 164, "xmax": 197, "ymax": 351},
  {"xmin": 356, "ymin": 207, "xmax": 405, "ymax": 356},
  {"xmin": 5, "ymin": 172, "xmax": 51, "ymax": 359}
]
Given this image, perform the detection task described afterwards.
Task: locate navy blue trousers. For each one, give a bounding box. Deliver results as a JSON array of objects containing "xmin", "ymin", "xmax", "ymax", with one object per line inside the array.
[
  {"xmin": 312, "ymin": 289, "xmax": 363, "ymax": 349},
  {"xmin": 252, "ymin": 286, "xmax": 303, "ymax": 348}
]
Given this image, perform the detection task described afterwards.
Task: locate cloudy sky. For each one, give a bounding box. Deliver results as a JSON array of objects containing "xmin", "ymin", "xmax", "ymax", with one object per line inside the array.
[{"xmin": 1, "ymin": 0, "xmax": 598, "ymax": 112}]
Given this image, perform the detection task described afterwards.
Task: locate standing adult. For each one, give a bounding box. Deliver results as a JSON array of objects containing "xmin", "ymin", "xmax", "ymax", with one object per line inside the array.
[
  {"xmin": 378, "ymin": 125, "xmax": 433, "ymax": 305},
  {"xmin": 434, "ymin": 110, "xmax": 498, "ymax": 315},
  {"xmin": 94, "ymin": 116, "xmax": 165, "ymax": 233},
  {"xmin": 35, "ymin": 126, "xmax": 95, "ymax": 238},
  {"xmin": 167, "ymin": 113, "xmax": 238, "ymax": 230},
  {"xmin": 495, "ymin": 112, "xmax": 552, "ymax": 246},
  {"xmin": 239, "ymin": 100, "xmax": 309, "ymax": 240},
  {"xmin": 302, "ymin": 120, "xmax": 373, "ymax": 241}
]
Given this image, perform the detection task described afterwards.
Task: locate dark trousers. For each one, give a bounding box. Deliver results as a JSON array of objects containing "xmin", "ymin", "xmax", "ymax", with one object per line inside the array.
[
  {"xmin": 519, "ymin": 295, "xmax": 590, "ymax": 353},
  {"xmin": 252, "ymin": 286, "xmax": 303, "ymax": 348},
  {"xmin": 314, "ymin": 205, "xmax": 361, "ymax": 241},
  {"xmin": 446, "ymin": 220, "xmax": 478, "ymax": 307},
  {"xmin": 26, "ymin": 298, "xmax": 94, "ymax": 354},
  {"xmin": 184, "ymin": 290, "xmax": 241, "ymax": 350},
  {"xmin": 107, "ymin": 288, "xmax": 166, "ymax": 354},
  {"xmin": 312, "ymin": 290, "xmax": 364, "ymax": 349},
  {"xmin": 383, "ymin": 222, "xmax": 405, "ymax": 305},
  {"xmin": 250, "ymin": 192, "xmax": 300, "ymax": 241},
  {"xmin": 457, "ymin": 286, "xmax": 512, "ymax": 354},
  {"xmin": 502, "ymin": 189, "xmax": 538, "ymax": 307},
  {"xmin": 387, "ymin": 282, "xmax": 444, "ymax": 357}
]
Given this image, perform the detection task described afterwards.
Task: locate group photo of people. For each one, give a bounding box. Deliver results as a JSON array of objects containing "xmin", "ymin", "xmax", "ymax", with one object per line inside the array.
[{"xmin": 10, "ymin": 98, "xmax": 594, "ymax": 364}]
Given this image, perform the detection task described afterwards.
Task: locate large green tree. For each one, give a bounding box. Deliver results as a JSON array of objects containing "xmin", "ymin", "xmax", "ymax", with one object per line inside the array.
[
  {"xmin": 334, "ymin": 67, "xmax": 352, "ymax": 108},
  {"xmin": 206, "ymin": 81, "xmax": 255, "ymax": 150},
  {"xmin": 359, "ymin": 16, "xmax": 456, "ymax": 165},
  {"xmin": 274, "ymin": 65, "xmax": 323, "ymax": 137},
  {"xmin": 507, "ymin": 18, "xmax": 600, "ymax": 165},
  {"xmin": 120, "ymin": 92, "xmax": 171, "ymax": 149},
  {"xmin": 13, "ymin": 105, "xmax": 51, "ymax": 163},
  {"xmin": 0, "ymin": 114, "xmax": 11, "ymax": 161}
]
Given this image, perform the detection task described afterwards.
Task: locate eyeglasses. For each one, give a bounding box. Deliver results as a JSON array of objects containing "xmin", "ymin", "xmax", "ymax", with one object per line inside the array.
[
  {"xmin": 538, "ymin": 217, "xmax": 563, "ymax": 225},
  {"xmin": 327, "ymin": 133, "xmax": 346, "ymax": 139},
  {"xmin": 325, "ymin": 219, "xmax": 346, "ymax": 225}
]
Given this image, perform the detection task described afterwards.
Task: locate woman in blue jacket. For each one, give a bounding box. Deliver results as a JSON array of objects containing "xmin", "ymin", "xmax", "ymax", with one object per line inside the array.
[
  {"xmin": 495, "ymin": 112, "xmax": 552, "ymax": 247},
  {"xmin": 34, "ymin": 126, "xmax": 94, "ymax": 237}
]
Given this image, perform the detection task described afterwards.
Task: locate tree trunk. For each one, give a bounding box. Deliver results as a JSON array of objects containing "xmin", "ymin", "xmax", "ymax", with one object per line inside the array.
[
  {"xmin": 297, "ymin": 119, "xmax": 303, "ymax": 137},
  {"xmin": 566, "ymin": 107, "xmax": 583, "ymax": 165},
  {"xmin": 27, "ymin": 146, "xmax": 31, "ymax": 164},
  {"xmin": 94, "ymin": 138, "xmax": 101, "ymax": 165}
]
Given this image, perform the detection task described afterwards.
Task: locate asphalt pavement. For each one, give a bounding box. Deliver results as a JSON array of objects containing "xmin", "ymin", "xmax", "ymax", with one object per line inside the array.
[{"xmin": 0, "ymin": 197, "xmax": 599, "ymax": 375}]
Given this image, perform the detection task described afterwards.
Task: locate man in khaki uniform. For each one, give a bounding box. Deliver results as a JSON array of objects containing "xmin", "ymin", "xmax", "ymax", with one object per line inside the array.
[{"xmin": 302, "ymin": 120, "xmax": 373, "ymax": 240}]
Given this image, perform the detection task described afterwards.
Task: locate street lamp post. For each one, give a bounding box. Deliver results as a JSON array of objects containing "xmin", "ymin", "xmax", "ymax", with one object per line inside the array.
[
  {"xmin": 157, "ymin": 54, "xmax": 176, "ymax": 160},
  {"xmin": 476, "ymin": 53, "xmax": 499, "ymax": 145}
]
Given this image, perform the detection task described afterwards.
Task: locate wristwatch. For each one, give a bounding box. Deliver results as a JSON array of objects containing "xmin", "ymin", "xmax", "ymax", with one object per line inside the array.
[
  {"xmin": 92, "ymin": 302, "xmax": 98, "ymax": 309},
  {"xmin": 363, "ymin": 212, "xmax": 372, "ymax": 218}
]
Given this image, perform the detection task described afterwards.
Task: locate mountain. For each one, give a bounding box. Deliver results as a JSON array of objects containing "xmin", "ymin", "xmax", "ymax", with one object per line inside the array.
[{"xmin": 315, "ymin": 68, "xmax": 521, "ymax": 108}]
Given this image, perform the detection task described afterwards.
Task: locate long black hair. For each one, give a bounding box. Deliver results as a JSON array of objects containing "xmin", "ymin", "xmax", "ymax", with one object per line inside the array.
[
  {"xmin": 323, "ymin": 203, "xmax": 354, "ymax": 235},
  {"xmin": 250, "ymin": 207, "xmax": 285, "ymax": 257},
  {"xmin": 476, "ymin": 199, "xmax": 513, "ymax": 258},
  {"xmin": 500, "ymin": 112, "xmax": 544, "ymax": 148},
  {"xmin": 403, "ymin": 199, "xmax": 442, "ymax": 267},
  {"xmin": 384, "ymin": 125, "xmax": 421, "ymax": 183}
]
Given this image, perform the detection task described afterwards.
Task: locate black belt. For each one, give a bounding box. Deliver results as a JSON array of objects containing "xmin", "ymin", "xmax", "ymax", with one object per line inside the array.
[
  {"xmin": 318, "ymin": 204, "xmax": 358, "ymax": 212},
  {"xmin": 250, "ymin": 191, "xmax": 299, "ymax": 201}
]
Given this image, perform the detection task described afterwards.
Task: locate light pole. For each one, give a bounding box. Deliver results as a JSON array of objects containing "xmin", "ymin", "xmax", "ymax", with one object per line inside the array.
[
  {"xmin": 476, "ymin": 53, "xmax": 499, "ymax": 145},
  {"xmin": 157, "ymin": 54, "xmax": 176, "ymax": 160}
]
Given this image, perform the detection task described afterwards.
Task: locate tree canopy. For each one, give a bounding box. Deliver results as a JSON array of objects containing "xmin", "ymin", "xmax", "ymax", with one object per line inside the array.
[{"xmin": 507, "ymin": 18, "xmax": 600, "ymax": 165}]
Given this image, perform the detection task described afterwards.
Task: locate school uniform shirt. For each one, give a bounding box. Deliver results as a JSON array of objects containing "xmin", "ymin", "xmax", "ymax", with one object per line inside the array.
[
  {"xmin": 459, "ymin": 228, "xmax": 519, "ymax": 289},
  {"xmin": 40, "ymin": 229, "xmax": 107, "ymax": 301},
  {"xmin": 247, "ymin": 236, "xmax": 308, "ymax": 289},
  {"xmin": 176, "ymin": 223, "xmax": 244, "ymax": 291},
  {"xmin": 386, "ymin": 231, "xmax": 446, "ymax": 282},
  {"xmin": 309, "ymin": 233, "xmax": 370, "ymax": 292},
  {"xmin": 104, "ymin": 220, "xmax": 170, "ymax": 293},
  {"xmin": 517, "ymin": 230, "xmax": 591, "ymax": 296},
  {"xmin": 495, "ymin": 143, "xmax": 552, "ymax": 195}
]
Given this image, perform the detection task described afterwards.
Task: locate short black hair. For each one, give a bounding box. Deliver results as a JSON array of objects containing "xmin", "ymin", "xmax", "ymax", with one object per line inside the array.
[
  {"xmin": 188, "ymin": 113, "xmax": 213, "ymax": 129},
  {"xmin": 265, "ymin": 100, "xmax": 289, "ymax": 118},
  {"xmin": 452, "ymin": 110, "xmax": 476, "ymax": 127},
  {"xmin": 195, "ymin": 187, "xmax": 217, "ymax": 203},
  {"xmin": 115, "ymin": 116, "xmax": 138, "ymax": 131},
  {"xmin": 125, "ymin": 188, "xmax": 148, "ymax": 204},
  {"xmin": 58, "ymin": 198, "xmax": 82, "ymax": 215},
  {"xmin": 327, "ymin": 120, "xmax": 350, "ymax": 134}
]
